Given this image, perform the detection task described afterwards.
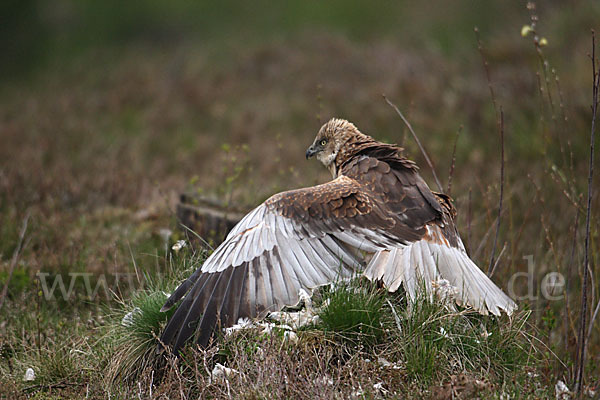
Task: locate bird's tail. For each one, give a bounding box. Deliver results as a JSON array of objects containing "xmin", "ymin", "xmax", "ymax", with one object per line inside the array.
[{"xmin": 363, "ymin": 240, "xmax": 517, "ymax": 316}]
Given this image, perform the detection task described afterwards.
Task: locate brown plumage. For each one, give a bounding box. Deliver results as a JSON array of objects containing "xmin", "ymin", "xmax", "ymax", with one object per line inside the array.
[{"xmin": 159, "ymin": 118, "xmax": 517, "ymax": 354}]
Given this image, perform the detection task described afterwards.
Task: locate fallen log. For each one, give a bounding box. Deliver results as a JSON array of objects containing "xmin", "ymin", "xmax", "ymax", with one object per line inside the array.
[{"xmin": 176, "ymin": 193, "xmax": 246, "ymax": 246}]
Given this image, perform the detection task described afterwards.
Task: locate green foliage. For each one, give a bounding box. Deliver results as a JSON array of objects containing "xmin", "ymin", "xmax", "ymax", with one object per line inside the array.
[
  {"xmin": 317, "ymin": 280, "xmax": 390, "ymax": 347},
  {"xmin": 313, "ymin": 279, "xmax": 540, "ymax": 391},
  {"xmin": 395, "ymin": 292, "xmax": 534, "ymax": 386},
  {"xmin": 102, "ymin": 246, "xmax": 204, "ymax": 384},
  {"xmin": 32, "ymin": 346, "xmax": 79, "ymax": 387},
  {"xmin": 102, "ymin": 290, "xmax": 171, "ymax": 384},
  {"xmin": 123, "ymin": 291, "xmax": 173, "ymax": 341},
  {"xmin": 0, "ymin": 268, "xmax": 30, "ymax": 297}
]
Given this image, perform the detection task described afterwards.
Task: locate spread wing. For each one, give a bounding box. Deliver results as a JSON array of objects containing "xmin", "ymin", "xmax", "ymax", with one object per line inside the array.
[
  {"xmin": 158, "ymin": 174, "xmax": 428, "ymax": 353},
  {"xmin": 345, "ymin": 151, "xmax": 516, "ymax": 316}
]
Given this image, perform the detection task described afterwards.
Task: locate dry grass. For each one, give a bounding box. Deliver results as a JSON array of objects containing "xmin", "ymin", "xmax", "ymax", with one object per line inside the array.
[
  {"xmin": 1, "ymin": 1, "xmax": 600, "ymax": 398},
  {"xmin": 91, "ymin": 278, "xmax": 549, "ymax": 399}
]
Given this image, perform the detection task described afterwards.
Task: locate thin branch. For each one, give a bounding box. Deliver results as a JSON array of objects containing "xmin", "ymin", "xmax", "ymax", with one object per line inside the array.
[
  {"xmin": 526, "ymin": 3, "xmax": 556, "ymax": 120},
  {"xmin": 383, "ymin": 94, "xmax": 444, "ymax": 192},
  {"xmin": 473, "ymin": 214, "xmax": 497, "ymax": 260},
  {"xmin": 488, "ymin": 109, "xmax": 505, "ymax": 275},
  {"xmin": 400, "ymin": 100, "xmax": 415, "ymax": 147},
  {"xmin": 474, "ymin": 28, "xmax": 506, "ymax": 276},
  {"xmin": 587, "ymin": 297, "xmax": 600, "ymax": 356},
  {"xmin": 127, "ymin": 241, "xmax": 141, "ymax": 286},
  {"xmin": 0, "ymin": 212, "xmax": 30, "ymax": 312},
  {"xmin": 575, "ymin": 30, "xmax": 598, "ymax": 396},
  {"xmin": 467, "ymin": 187, "xmax": 472, "ymax": 254},
  {"xmin": 447, "ymin": 125, "xmax": 463, "ymax": 196},
  {"xmin": 489, "ymin": 241, "xmax": 507, "ymax": 278},
  {"xmin": 474, "ymin": 27, "xmax": 499, "ymax": 122},
  {"xmin": 565, "ymin": 211, "xmax": 579, "ymax": 365}
]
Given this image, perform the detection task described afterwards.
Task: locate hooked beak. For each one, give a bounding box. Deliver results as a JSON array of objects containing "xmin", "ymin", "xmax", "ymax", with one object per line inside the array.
[{"xmin": 305, "ymin": 145, "xmax": 318, "ymax": 159}]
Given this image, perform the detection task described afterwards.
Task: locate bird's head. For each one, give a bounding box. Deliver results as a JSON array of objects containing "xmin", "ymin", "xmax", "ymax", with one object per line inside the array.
[{"xmin": 306, "ymin": 118, "xmax": 363, "ymax": 177}]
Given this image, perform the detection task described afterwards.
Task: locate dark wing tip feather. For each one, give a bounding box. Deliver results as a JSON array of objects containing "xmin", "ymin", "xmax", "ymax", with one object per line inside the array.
[
  {"xmin": 169, "ymin": 271, "xmax": 223, "ymax": 353},
  {"xmin": 184, "ymin": 264, "xmax": 238, "ymax": 349},
  {"xmin": 158, "ymin": 262, "xmax": 253, "ymax": 355},
  {"xmin": 158, "ymin": 272, "xmax": 215, "ymax": 354},
  {"xmin": 159, "ymin": 304, "xmax": 170, "ymax": 313},
  {"xmin": 160, "ymin": 268, "xmax": 203, "ymax": 312}
]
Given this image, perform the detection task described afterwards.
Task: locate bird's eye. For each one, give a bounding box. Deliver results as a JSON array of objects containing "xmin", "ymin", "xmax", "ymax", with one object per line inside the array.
[{"xmin": 320, "ymin": 139, "xmax": 327, "ymax": 146}]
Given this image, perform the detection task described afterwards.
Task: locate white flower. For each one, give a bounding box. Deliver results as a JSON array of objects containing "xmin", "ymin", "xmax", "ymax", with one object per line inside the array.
[
  {"xmin": 23, "ymin": 368, "xmax": 35, "ymax": 381},
  {"xmin": 211, "ymin": 363, "xmax": 238, "ymax": 383},
  {"xmin": 555, "ymin": 380, "xmax": 571, "ymax": 400},
  {"xmin": 439, "ymin": 327, "xmax": 450, "ymax": 338},
  {"xmin": 298, "ymin": 288, "xmax": 313, "ymax": 310},
  {"xmin": 378, "ymin": 357, "xmax": 404, "ymax": 370},
  {"xmin": 378, "ymin": 357, "xmax": 392, "ymax": 367},
  {"xmin": 257, "ymin": 322, "xmax": 277, "ymax": 334},
  {"xmin": 269, "ymin": 309, "xmax": 319, "ymax": 329},
  {"xmin": 224, "ymin": 317, "xmax": 254, "ymax": 335},
  {"xmin": 171, "ymin": 240, "xmax": 187, "ymax": 252},
  {"xmin": 121, "ymin": 307, "xmax": 142, "ymax": 327},
  {"xmin": 373, "ymin": 382, "xmax": 388, "ymax": 394},
  {"xmin": 268, "ymin": 289, "xmax": 319, "ymax": 329}
]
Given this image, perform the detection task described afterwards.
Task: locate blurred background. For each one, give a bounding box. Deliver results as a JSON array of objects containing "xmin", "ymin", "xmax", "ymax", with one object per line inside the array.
[{"xmin": 1, "ymin": 0, "xmax": 599, "ymax": 391}]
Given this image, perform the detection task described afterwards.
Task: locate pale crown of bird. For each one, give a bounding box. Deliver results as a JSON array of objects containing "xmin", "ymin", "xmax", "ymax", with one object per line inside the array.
[{"xmin": 306, "ymin": 118, "xmax": 372, "ymax": 178}]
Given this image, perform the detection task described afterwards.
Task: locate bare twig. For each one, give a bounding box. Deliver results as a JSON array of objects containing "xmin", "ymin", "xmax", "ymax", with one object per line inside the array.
[
  {"xmin": 565, "ymin": 211, "xmax": 579, "ymax": 364},
  {"xmin": 467, "ymin": 187, "xmax": 472, "ymax": 253},
  {"xmin": 36, "ymin": 267, "xmax": 42, "ymax": 356},
  {"xmin": 474, "ymin": 28, "xmax": 506, "ymax": 275},
  {"xmin": 179, "ymin": 222, "xmax": 215, "ymax": 252},
  {"xmin": 127, "ymin": 241, "xmax": 141, "ymax": 286},
  {"xmin": 526, "ymin": 3, "xmax": 556, "ymax": 120},
  {"xmin": 446, "ymin": 125, "xmax": 462, "ymax": 196},
  {"xmin": 489, "ymin": 241, "xmax": 507, "ymax": 278},
  {"xmin": 587, "ymin": 297, "xmax": 600, "ymax": 357},
  {"xmin": 474, "ymin": 27, "xmax": 499, "ymax": 121},
  {"xmin": 575, "ymin": 30, "xmax": 598, "ymax": 396},
  {"xmin": 383, "ymin": 94, "xmax": 443, "ymax": 192},
  {"xmin": 488, "ymin": 109, "xmax": 505, "ymax": 275},
  {"xmin": 399, "ymin": 100, "xmax": 415, "ymax": 147},
  {"xmin": 473, "ymin": 214, "xmax": 497, "ymax": 260},
  {"xmin": 0, "ymin": 212, "xmax": 30, "ymax": 312}
]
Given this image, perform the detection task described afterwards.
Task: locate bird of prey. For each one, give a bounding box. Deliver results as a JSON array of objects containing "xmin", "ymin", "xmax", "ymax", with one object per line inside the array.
[{"xmin": 159, "ymin": 118, "xmax": 517, "ymax": 353}]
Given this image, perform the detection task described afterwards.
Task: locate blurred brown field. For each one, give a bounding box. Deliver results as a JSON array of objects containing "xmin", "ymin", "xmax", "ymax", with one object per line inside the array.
[{"xmin": 1, "ymin": 0, "xmax": 599, "ymax": 397}]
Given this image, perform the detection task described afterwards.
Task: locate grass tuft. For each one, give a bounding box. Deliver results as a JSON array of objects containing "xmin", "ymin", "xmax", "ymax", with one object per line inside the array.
[
  {"xmin": 102, "ymin": 247, "xmax": 205, "ymax": 385},
  {"xmin": 396, "ymin": 289, "xmax": 535, "ymax": 386},
  {"xmin": 317, "ymin": 279, "xmax": 390, "ymax": 347},
  {"xmin": 309, "ymin": 277, "xmax": 547, "ymax": 395}
]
